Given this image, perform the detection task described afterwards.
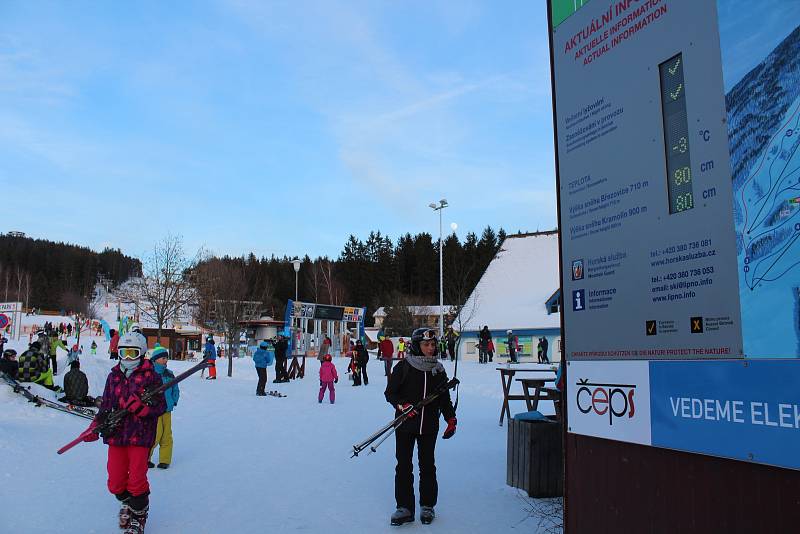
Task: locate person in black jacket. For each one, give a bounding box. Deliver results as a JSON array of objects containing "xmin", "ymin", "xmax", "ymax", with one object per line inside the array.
[
  {"xmin": 272, "ymin": 336, "xmax": 289, "ymax": 383},
  {"xmin": 355, "ymin": 340, "xmax": 369, "ymax": 386},
  {"xmin": 59, "ymin": 360, "xmax": 95, "ymax": 406},
  {"xmin": 1, "ymin": 348, "xmax": 19, "ymax": 379},
  {"xmin": 384, "ymin": 327, "xmax": 457, "ymax": 526},
  {"xmin": 478, "ymin": 326, "xmax": 492, "ymax": 364}
]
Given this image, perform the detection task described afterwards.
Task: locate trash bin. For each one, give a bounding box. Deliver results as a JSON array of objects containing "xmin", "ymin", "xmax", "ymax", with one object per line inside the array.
[{"xmin": 507, "ymin": 416, "xmax": 563, "ymax": 497}]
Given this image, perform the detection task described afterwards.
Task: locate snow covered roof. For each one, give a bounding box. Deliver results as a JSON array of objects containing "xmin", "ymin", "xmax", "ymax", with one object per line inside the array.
[
  {"xmin": 364, "ymin": 327, "xmax": 381, "ymax": 342},
  {"xmin": 373, "ymin": 305, "xmax": 455, "ymax": 317},
  {"xmin": 457, "ymin": 231, "xmax": 561, "ymax": 331}
]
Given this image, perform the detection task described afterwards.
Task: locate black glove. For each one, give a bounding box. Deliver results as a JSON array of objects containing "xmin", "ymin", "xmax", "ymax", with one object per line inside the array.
[{"xmin": 334, "ymin": 377, "xmax": 338, "ymax": 383}]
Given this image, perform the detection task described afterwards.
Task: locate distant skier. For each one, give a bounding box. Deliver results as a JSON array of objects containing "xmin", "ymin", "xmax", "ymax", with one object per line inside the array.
[
  {"xmin": 479, "ymin": 326, "xmax": 493, "ymax": 364},
  {"xmin": 540, "ymin": 337, "xmax": 549, "ymax": 364},
  {"xmin": 445, "ymin": 327, "xmax": 458, "ymax": 362},
  {"xmin": 384, "ymin": 328, "xmax": 457, "ymax": 526},
  {"xmin": 505, "ymin": 330, "xmax": 518, "ymax": 363},
  {"xmin": 355, "ymin": 340, "xmax": 369, "ymax": 386},
  {"xmin": 253, "ymin": 340, "xmax": 274, "ymax": 396},
  {"xmin": 149, "ymin": 347, "xmax": 179, "ymax": 469},
  {"xmin": 204, "ymin": 336, "xmax": 217, "ymax": 380},
  {"xmin": 379, "ymin": 336, "xmax": 394, "ymax": 377},
  {"xmin": 81, "ymin": 331, "xmax": 166, "ymax": 534},
  {"xmin": 91, "ymin": 340, "xmax": 98, "ymax": 355},
  {"xmin": 317, "ymin": 334, "xmax": 332, "ymax": 362},
  {"xmin": 67, "ymin": 344, "xmax": 81, "ymax": 365},
  {"xmin": 109, "ymin": 329, "xmax": 120, "ymax": 360},
  {"xmin": 0, "ymin": 348, "xmax": 19, "ymax": 379},
  {"xmin": 272, "ymin": 335, "xmax": 289, "ymax": 383},
  {"xmin": 318, "ymin": 353, "xmax": 338, "ymax": 404},
  {"xmin": 396, "ymin": 338, "xmax": 406, "ymax": 359}
]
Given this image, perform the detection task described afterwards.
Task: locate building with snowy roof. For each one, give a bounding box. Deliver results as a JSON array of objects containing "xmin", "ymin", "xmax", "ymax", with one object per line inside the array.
[
  {"xmin": 372, "ymin": 305, "xmax": 455, "ymax": 330},
  {"xmin": 454, "ymin": 231, "xmax": 562, "ymax": 362}
]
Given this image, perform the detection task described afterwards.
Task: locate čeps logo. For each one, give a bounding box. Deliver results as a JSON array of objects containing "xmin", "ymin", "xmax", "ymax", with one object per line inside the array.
[{"xmin": 575, "ymin": 378, "xmax": 636, "ymax": 425}]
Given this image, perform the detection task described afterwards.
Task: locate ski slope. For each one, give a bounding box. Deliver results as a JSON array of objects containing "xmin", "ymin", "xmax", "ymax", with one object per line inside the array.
[{"xmin": 0, "ymin": 334, "xmax": 550, "ymax": 533}]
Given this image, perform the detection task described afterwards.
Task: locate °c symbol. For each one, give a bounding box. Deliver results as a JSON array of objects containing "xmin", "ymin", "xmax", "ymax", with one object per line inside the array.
[{"xmin": 699, "ymin": 130, "xmax": 710, "ymax": 142}]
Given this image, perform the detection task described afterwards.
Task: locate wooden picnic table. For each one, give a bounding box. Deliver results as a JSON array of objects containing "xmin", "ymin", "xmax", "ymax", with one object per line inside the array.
[{"xmin": 497, "ymin": 365, "xmax": 557, "ymax": 426}]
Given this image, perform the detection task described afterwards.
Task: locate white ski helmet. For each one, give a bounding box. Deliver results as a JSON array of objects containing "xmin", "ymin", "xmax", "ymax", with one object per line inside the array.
[{"xmin": 117, "ymin": 332, "xmax": 148, "ymax": 358}]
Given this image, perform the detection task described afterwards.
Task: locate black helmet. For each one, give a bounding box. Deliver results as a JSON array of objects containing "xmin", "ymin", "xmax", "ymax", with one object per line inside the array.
[
  {"xmin": 410, "ymin": 327, "xmax": 438, "ymax": 356},
  {"xmin": 30, "ymin": 341, "xmax": 42, "ymax": 351},
  {"xmin": 3, "ymin": 348, "xmax": 16, "ymax": 359}
]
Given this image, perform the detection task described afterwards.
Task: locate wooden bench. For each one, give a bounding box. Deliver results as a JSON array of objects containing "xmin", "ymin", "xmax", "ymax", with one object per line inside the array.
[{"xmin": 516, "ymin": 378, "xmax": 562, "ymax": 420}]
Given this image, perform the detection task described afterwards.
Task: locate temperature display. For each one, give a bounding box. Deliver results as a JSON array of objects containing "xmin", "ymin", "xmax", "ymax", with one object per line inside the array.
[{"xmin": 660, "ymin": 53, "xmax": 695, "ymax": 214}]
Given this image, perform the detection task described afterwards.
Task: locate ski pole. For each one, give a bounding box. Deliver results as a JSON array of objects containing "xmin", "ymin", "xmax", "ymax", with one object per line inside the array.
[
  {"xmin": 369, "ymin": 422, "xmax": 400, "ymax": 454},
  {"xmin": 351, "ymin": 377, "xmax": 459, "ymax": 458}
]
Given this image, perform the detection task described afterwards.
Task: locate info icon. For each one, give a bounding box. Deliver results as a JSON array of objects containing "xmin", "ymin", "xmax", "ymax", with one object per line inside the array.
[
  {"xmin": 646, "ymin": 320, "xmax": 657, "ymax": 336},
  {"xmin": 691, "ymin": 316, "xmax": 704, "ymax": 333},
  {"xmin": 571, "ymin": 259, "xmax": 584, "ymax": 281},
  {"xmin": 572, "ymin": 289, "xmax": 586, "ymax": 312}
]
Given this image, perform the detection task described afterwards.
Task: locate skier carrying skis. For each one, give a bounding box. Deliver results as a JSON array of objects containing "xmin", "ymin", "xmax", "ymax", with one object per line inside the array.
[
  {"xmin": 149, "ymin": 347, "xmax": 179, "ymax": 469},
  {"xmin": 384, "ymin": 327, "xmax": 457, "ymax": 526},
  {"xmin": 204, "ymin": 336, "xmax": 217, "ymax": 380},
  {"xmin": 81, "ymin": 331, "xmax": 166, "ymax": 534}
]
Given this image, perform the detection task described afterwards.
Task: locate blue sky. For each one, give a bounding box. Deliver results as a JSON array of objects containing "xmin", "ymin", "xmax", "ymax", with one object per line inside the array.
[{"xmin": 0, "ymin": 1, "xmax": 556, "ymax": 260}]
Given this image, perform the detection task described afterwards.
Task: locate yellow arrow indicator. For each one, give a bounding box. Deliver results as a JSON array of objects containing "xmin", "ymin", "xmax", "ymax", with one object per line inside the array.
[
  {"xmin": 668, "ymin": 58, "xmax": 681, "ymax": 75},
  {"xmin": 670, "ymin": 83, "xmax": 683, "ymax": 100}
]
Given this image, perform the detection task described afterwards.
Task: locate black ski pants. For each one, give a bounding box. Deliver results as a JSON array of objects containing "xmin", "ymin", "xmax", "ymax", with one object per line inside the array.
[
  {"xmin": 360, "ymin": 361, "xmax": 369, "ymax": 385},
  {"xmin": 275, "ymin": 357, "xmax": 288, "ymax": 381},
  {"xmin": 384, "ymin": 359, "xmax": 392, "ymax": 377},
  {"xmin": 50, "ymin": 354, "xmax": 57, "ymax": 375},
  {"xmin": 395, "ymin": 431, "xmax": 438, "ymax": 513},
  {"xmin": 256, "ymin": 367, "xmax": 267, "ymax": 394}
]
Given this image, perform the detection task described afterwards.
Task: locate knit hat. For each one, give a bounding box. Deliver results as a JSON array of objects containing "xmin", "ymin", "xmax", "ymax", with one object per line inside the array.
[{"xmin": 150, "ymin": 346, "xmax": 169, "ymax": 361}]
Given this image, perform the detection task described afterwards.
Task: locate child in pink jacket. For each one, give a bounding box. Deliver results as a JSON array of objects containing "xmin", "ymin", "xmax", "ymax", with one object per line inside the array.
[{"xmin": 318, "ymin": 354, "xmax": 338, "ymax": 404}]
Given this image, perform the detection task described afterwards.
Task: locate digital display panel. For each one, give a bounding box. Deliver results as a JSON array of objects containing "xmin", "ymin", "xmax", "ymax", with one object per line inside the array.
[
  {"xmin": 659, "ymin": 53, "xmax": 694, "ymax": 214},
  {"xmin": 313, "ymin": 305, "xmax": 344, "ymax": 321}
]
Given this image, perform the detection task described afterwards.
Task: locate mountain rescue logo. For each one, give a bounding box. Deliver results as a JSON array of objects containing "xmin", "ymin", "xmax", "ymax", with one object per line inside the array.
[
  {"xmin": 575, "ymin": 378, "xmax": 636, "ymax": 425},
  {"xmin": 571, "ymin": 259, "xmax": 584, "ymax": 281}
]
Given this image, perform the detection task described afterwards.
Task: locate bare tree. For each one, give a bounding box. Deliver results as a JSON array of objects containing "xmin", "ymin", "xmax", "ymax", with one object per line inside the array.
[
  {"xmin": 15, "ymin": 265, "xmax": 23, "ymax": 302},
  {"xmin": 194, "ymin": 258, "xmax": 259, "ymax": 377},
  {"xmin": 382, "ymin": 292, "xmax": 416, "ymax": 336},
  {"xmin": 122, "ymin": 234, "xmax": 196, "ymax": 338},
  {"xmin": 320, "ymin": 260, "xmax": 345, "ymax": 305},
  {"xmin": 306, "ymin": 260, "xmax": 322, "ymax": 303},
  {"xmin": 23, "ymin": 272, "xmax": 31, "ymax": 310}
]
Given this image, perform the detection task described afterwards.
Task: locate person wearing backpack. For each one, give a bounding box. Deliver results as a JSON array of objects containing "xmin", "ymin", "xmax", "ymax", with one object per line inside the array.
[{"xmin": 384, "ymin": 328, "xmax": 457, "ymax": 526}]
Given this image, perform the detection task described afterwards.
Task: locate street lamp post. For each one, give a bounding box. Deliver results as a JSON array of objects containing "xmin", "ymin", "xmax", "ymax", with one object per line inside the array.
[
  {"xmin": 428, "ymin": 199, "xmax": 448, "ymax": 338},
  {"xmin": 291, "ymin": 259, "xmax": 301, "ymax": 302}
]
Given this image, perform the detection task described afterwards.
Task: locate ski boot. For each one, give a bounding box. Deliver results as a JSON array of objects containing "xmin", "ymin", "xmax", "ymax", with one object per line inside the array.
[
  {"xmin": 124, "ymin": 505, "xmax": 148, "ymax": 534},
  {"xmin": 420, "ymin": 506, "xmax": 435, "ymax": 525},
  {"xmin": 119, "ymin": 502, "xmax": 131, "ymax": 530},
  {"xmin": 390, "ymin": 507, "xmax": 414, "ymax": 526},
  {"xmin": 157, "ymin": 463, "xmax": 169, "ymax": 469}
]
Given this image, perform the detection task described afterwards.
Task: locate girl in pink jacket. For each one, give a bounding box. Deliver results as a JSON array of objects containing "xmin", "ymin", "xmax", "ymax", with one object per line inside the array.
[{"xmin": 318, "ymin": 354, "xmax": 338, "ymax": 404}]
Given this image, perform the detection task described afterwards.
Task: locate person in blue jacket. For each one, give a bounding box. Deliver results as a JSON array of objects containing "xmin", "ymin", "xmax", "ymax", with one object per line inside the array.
[
  {"xmin": 204, "ymin": 336, "xmax": 217, "ymax": 380},
  {"xmin": 149, "ymin": 347, "xmax": 179, "ymax": 469},
  {"xmin": 253, "ymin": 340, "xmax": 274, "ymax": 396}
]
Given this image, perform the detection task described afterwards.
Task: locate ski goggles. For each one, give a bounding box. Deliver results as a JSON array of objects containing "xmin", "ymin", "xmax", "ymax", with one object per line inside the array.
[
  {"xmin": 418, "ymin": 329, "xmax": 438, "ymax": 341},
  {"xmin": 119, "ymin": 347, "xmax": 143, "ymax": 360}
]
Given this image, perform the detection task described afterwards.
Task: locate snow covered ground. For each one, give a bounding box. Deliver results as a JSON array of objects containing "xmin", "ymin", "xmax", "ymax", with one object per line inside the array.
[{"xmin": 1, "ymin": 334, "xmax": 551, "ymax": 533}]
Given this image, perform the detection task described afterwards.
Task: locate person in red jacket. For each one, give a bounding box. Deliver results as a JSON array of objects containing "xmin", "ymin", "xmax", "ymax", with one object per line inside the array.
[
  {"xmin": 109, "ymin": 329, "xmax": 120, "ymax": 360},
  {"xmin": 379, "ymin": 336, "xmax": 394, "ymax": 377},
  {"xmin": 84, "ymin": 331, "xmax": 166, "ymax": 534}
]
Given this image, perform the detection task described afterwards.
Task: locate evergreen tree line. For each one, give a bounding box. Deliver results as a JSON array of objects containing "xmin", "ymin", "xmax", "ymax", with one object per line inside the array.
[
  {"xmin": 0, "ymin": 234, "xmax": 141, "ymax": 311},
  {"xmin": 203, "ymin": 226, "xmax": 507, "ymax": 326}
]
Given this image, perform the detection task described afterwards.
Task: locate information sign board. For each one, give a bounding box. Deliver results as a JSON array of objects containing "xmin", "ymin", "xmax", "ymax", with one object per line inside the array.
[{"xmin": 551, "ymin": 1, "xmax": 742, "ymax": 360}]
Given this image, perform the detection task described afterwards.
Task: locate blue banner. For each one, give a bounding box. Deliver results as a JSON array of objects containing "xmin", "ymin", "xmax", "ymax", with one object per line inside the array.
[{"xmin": 650, "ymin": 360, "xmax": 800, "ymax": 470}]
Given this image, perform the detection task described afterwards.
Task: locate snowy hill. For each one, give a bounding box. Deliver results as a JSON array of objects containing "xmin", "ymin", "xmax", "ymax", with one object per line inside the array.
[{"xmin": 1, "ymin": 332, "xmax": 548, "ymax": 533}]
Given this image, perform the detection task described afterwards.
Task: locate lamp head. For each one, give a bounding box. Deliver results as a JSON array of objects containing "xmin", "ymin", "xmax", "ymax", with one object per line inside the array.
[
  {"xmin": 428, "ymin": 203, "xmax": 437, "ymax": 209},
  {"xmin": 291, "ymin": 259, "xmax": 301, "ymax": 272}
]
